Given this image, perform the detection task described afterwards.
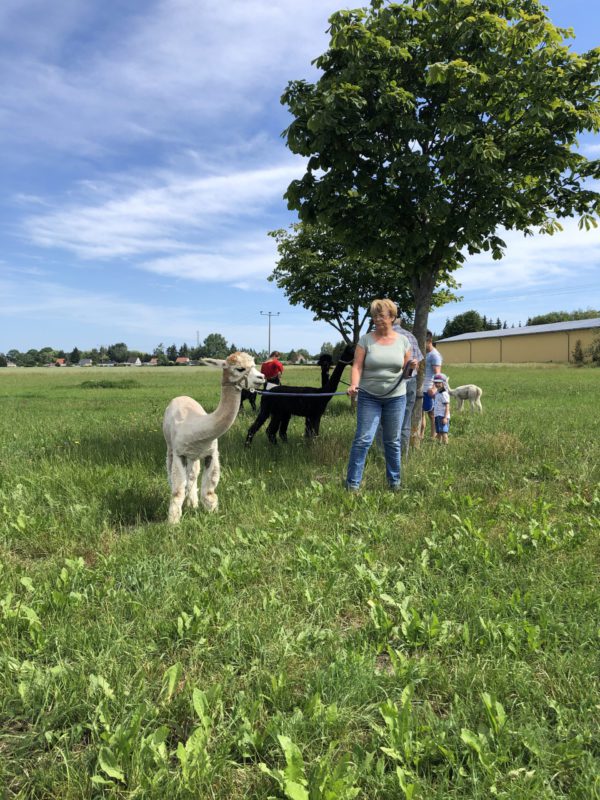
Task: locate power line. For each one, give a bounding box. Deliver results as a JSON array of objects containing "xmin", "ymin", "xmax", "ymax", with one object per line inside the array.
[{"xmin": 260, "ymin": 311, "xmax": 280, "ymax": 353}]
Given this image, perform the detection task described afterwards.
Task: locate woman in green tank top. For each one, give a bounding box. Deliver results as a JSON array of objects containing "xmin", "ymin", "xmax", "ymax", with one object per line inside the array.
[{"xmin": 346, "ymin": 299, "xmax": 412, "ymax": 491}]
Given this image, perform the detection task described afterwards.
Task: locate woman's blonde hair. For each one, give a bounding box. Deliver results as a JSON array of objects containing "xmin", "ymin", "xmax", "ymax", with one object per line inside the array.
[{"xmin": 370, "ymin": 298, "xmax": 397, "ymax": 320}]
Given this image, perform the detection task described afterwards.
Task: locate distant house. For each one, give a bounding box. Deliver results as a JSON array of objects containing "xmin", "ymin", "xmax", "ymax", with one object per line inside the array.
[
  {"xmin": 175, "ymin": 356, "xmax": 190, "ymax": 365},
  {"xmin": 125, "ymin": 357, "xmax": 142, "ymax": 367},
  {"xmin": 55, "ymin": 358, "xmax": 67, "ymax": 367},
  {"xmin": 147, "ymin": 357, "xmax": 159, "ymax": 366},
  {"xmin": 79, "ymin": 358, "xmax": 93, "ymax": 367},
  {"xmin": 287, "ymin": 353, "xmax": 309, "ymax": 365},
  {"xmin": 6, "ymin": 361, "xmax": 17, "ymax": 368}
]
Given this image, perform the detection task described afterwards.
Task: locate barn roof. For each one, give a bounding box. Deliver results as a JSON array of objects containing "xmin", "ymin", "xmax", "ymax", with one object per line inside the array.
[{"xmin": 437, "ymin": 317, "xmax": 600, "ymax": 343}]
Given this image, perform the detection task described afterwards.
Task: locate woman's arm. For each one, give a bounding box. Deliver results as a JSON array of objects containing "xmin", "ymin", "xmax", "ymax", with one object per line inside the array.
[{"xmin": 348, "ymin": 345, "xmax": 365, "ymax": 397}]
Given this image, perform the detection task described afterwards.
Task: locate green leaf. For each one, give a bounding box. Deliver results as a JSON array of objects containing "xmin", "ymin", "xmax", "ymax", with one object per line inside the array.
[
  {"xmin": 98, "ymin": 746, "xmax": 125, "ymax": 782},
  {"xmin": 162, "ymin": 662, "xmax": 182, "ymax": 701},
  {"xmin": 277, "ymin": 735, "xmax": 307, "ymax": 785},
  {"xmin": 90, "ymin": 775, "xmax": 113, "ymax": 786},
  {"xmin": 460, "ymin": 728, "xmax": 482, "ymax": 755},
  {"xmin": 19, "ymin": 576, "xmax": 35, "ymax": 593},
  {"xmin": 283, "ymin": 780, "xmax": 309, "ymax": 800},
  {"xmin": 192, "ymin": 687, "xmax": 210, "ymax": 725}
]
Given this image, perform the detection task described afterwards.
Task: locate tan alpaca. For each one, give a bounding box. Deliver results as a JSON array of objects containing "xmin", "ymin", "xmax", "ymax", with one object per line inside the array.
[
  {"xmin": 446, "ymin": 379, "xmax": 483, "ymax": 413},
  {"xmin": 163, "ymin": 352, "xmax": 265, "ymax": 523}
]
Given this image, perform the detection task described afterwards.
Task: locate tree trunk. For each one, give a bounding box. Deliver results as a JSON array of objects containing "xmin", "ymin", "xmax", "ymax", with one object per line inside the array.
[{"xmin": 409, "ymin": 268, "xmax": 438, "ymax": 448}]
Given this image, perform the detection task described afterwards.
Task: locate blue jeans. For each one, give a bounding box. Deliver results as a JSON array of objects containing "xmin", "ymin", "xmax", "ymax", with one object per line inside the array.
[{"xmin": 346, "ymin": 391, "xmax": 406, "ymax": 489}]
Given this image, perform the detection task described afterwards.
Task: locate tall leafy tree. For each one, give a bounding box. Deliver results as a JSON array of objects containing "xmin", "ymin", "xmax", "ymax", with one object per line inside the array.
[
  {"xmin": 202, "ymin": 333, "xmax": 229, "ymax": 359},
  {"xmin": 281, "ymin": 0, "xmax": 600, "ymax": 355},
  {"xmin": 107, "ymin": 342, "xmax": 128, "ymax": 363},
  {"xmin": 442, "ymin": 310, "xmax": 486, "ymax": 338},
  {"xmin": 269, "ymin": 223, "xmax": 455, "ymax": 343}
]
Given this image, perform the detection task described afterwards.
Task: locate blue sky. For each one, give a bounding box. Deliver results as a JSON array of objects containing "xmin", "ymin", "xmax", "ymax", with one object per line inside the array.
[{"xmin": 1, "ymin": 0, "xmax": 598, "ymax": 356}]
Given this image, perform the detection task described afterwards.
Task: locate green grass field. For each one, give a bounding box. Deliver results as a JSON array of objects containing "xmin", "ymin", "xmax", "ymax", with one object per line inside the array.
[{"xmin": 1, "ymin": 364, "xmax": 599, "ymax": 799}]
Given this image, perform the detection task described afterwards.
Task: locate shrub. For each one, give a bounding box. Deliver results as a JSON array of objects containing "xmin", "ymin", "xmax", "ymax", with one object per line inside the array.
[
  {"xmin": 587, "ymin": 334, "xmax": 600, "ymax": 366},
  {"xmin": 572, "ymin": 339, "xmax": 585, "ymax": 366}
]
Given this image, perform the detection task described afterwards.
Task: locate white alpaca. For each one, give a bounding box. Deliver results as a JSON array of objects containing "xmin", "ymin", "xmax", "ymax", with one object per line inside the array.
[
  {"xmin": 446, "ymin": 380, "xmax": 483, "ymax": 413},
  {"xmin": 163, "ymin": 352, "xmax": 265, "ymax": 524}
]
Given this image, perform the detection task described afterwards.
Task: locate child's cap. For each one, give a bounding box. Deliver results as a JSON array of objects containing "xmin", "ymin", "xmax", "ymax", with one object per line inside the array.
[{"xmin": 433, "ymin": 374, "xmax": 445, "ymax": 383}]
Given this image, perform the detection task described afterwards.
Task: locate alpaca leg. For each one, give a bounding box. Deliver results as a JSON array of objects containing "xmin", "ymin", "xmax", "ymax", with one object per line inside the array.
[
  {"xmin": 249, "ymin": 393, "xmax": 257, "ymax": 411},
  {"xmin": 185, "ymin": 459, "xmax": 201, "ymax": 508},
  {"xmin": 278, "ymin": 413, "xmax": 292, "ymax": 442},
  {"xmin": 305, "ymin": 416, "xmax": 318, "ymax": 437},
  {"xmin": 167, "ymin": 454, "xmax": 187, "ymax": 524},
  {"xmin": 245, "ymin": 407, "xmax": 270, "ymax": 446},
  {"xmin": 475, "ymin": 397, "xmax": 483, "ymax": 413},
  {"xmin": 266, "ymin": 414, "xmax": 280, "ymax": 445},
  {"xmin": 166, "ymin": 448, "xmax": 174, "ymax": 489},
  {"xmin": 200, "ymin": 447, "xmax": 220, "ymax": 512},
  {"xmin": 457, "ymin": 398, "xmax": 464, "ymax": 413}
]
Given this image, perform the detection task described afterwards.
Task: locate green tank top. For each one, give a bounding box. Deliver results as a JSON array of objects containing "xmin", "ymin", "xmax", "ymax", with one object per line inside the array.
[{"xmin": 358, "ymin": 332, "xmax": 410, "ymax": 398}]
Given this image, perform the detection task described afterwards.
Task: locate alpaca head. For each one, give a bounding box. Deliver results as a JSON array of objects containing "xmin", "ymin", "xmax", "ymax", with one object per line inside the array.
[
  {"xmin": 317, "ymin": 353, "xmax": 333, "ymax": 369},
  {"xmin": 337, "ymin": 344, "xmax": 355, "ymax": 365},
  {"xmin": 201, "ymin": 352, "xmax": 265, "ymax": 392}
]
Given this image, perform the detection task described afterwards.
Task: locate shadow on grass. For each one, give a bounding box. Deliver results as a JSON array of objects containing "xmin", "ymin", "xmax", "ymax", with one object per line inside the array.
[
  {"xmin": 55, "ymin": 428, "xmax": 165, "ymax": 468},
  {"xmin": 101, "ymin": 482, "xmax": 166, "ymax": 526}
]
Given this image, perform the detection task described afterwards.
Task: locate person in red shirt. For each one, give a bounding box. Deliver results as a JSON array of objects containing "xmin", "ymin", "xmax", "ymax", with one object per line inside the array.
[{"xmin": 260, "ymin": 351, "xmax": 284, "ymax": 385}]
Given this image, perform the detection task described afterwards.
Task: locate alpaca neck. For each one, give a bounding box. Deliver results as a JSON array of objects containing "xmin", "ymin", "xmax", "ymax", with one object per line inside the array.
[
  {"xmin": 320, "ymin": 366, "xmax": 331, "ymax": 388},
  {"xmin": 207, "ymin": 381, "xmax": 241, "ymax": 436},
  {"xmin": 324, "ymin": 360, "xmax": 348, "ymax": 392}
]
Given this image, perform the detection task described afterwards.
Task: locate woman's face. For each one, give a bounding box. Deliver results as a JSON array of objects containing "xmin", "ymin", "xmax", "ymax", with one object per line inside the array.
[{"xmin": 372, "ymin": 309, "xmax": 394, "ymax": 326}]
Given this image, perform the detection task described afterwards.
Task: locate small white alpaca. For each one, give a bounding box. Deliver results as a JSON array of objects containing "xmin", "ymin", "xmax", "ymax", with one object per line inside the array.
[
  {"xmin": 446, "ymin": 380, "xmax": 483, "ymax": 413},
  {"xmin": 163, "ymin": 352, "xmax": 265, "ymax": 524}
]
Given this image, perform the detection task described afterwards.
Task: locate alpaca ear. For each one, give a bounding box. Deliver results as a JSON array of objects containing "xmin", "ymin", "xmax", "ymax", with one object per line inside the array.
[{"xmin": 200, "ymin": 358, "xmax": 227, "ymax": 369}]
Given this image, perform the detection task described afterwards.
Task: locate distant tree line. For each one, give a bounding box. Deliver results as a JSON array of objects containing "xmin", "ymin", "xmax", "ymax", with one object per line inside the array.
[
  {"xmin": 0, "ymin": 335, "xmax": 319, "ymax": 367},
  {"xmin": 526, "ymin": 309, "xmax": 600, "ymax": 326},
  {"xmin": 441, "ymin": 308, "xmax": 600, "ymax": 340}
]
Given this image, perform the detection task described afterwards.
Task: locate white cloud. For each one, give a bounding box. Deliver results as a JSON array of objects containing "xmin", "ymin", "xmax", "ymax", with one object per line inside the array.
[
  {"xmin": 142, "ymin": 234, "xmax": 277, "ymax": 283},
  {"xmin": 24, "ymin": 162, "xmax": 300, "ymax": 260},
  {"xmin": 456, "ymin": 219, "xmax": 600, "ymax": 294},
  {"xmin": 0, "ymin": 0, "xmax": 344, "ymax": 157}
]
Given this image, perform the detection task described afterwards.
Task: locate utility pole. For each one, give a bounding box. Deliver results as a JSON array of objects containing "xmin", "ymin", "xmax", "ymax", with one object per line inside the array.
[{"xmin": 260, "ymin": 311, "xmax": 280, "ymax": 354}]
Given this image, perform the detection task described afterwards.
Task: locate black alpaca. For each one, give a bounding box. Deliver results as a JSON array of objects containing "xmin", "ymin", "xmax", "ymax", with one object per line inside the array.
[
  {"xmin": 245, "ymin": 345, "xmax": 354, "ymax": 446},
  {"xmin": 242, "ymin": 354, "xmax": 329, "ymax": 414}
]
